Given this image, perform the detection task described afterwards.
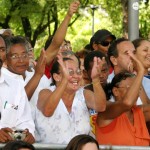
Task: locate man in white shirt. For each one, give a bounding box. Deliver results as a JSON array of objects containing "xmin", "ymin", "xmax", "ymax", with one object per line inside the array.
[
  {"xmin": 0, "ymin": 35, "xmax": 35, "ymax": 143},
  {"xmin": 107, "ymin": 37, "xmax": 149, "ymax": 104}
]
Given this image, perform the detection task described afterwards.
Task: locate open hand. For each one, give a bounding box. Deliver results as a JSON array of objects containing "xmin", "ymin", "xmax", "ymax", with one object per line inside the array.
[
  {"xmin": 57, "ymin": 52, "xmax": 70, "ymax": 80},
  {"xmin": 91, "ymin": 57, "xmax": 105, "ymax": 80},
  {"xmin": 67, "ymin": 1, "xmax": 80, "ymax": 17},
  {"xmin": 127, "ymin": 50, "xmax": 144, "ymax": 74}
]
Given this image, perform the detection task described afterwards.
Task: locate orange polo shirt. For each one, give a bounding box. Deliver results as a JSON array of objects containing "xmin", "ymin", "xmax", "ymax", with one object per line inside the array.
[{"xmin": 96, "ymin": 106, "xmax": 150, "ymax": 146}]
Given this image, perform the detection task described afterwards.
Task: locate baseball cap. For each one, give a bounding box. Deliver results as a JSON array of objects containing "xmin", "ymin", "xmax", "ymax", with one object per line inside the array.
[
  {"xmin": 90, "ymin": 29, "xmax": 116, "ymax": 49},
  {"xmin": 0, "ymin": 29, "xmax": 13, "ymax": 36}
]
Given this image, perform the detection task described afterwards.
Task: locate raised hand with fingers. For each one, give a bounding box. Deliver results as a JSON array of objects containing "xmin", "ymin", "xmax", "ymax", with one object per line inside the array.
[
  {"xmin": 67, "ymin": 1, "xmax": 80, "ymax": 17},
  {"xmin": 57, "ymin": 52, "xmax": 69, "ymax": 81},
  {"xmin": 127, "ymin": 50, "xmax": 144, "ymax": 75},
  {"xmin": 91, "ymin": 57, "xmax": 105, "ymax": 80}
]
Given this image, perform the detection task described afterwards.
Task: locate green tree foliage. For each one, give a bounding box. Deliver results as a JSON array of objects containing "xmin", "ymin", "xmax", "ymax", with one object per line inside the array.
[
  {"xmin": 139, "ymin": 1, "xmax": 150, "ymax": 38},
  {"xmin": 0, "ymin": 0, "xmax": 149, "ymax": 55}
]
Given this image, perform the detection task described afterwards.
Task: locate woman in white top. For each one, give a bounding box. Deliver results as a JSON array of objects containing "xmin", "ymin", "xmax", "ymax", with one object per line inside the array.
[{"xmin": 35, "ymin": 53, "xmax": 106, "ymax": 144}]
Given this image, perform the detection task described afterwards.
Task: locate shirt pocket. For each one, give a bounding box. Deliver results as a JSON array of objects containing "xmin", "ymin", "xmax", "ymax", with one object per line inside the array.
[{"xmin": 1, "ymin": 103, "xmax": 18, "ymax": 127}]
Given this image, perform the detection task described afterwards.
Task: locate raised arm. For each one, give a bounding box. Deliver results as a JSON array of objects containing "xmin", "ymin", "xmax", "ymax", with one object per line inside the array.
[
  {"xmin": 37, "ymin": 53, "xmax": 69, "ymax": 117},
  {"xmin": 97, "ymin": 51, "xmax": 145, "ymax": 124},
  {"xmin": 45, "ymin": 1, "xmax": 80, "ymax": 65},
  {"xmin": 84, "ymin": 57, "xmax": 106, "ymax": 112},
  {"xmin": 25, "ymin": 49, "xmax": 46, "ymax": 100}
]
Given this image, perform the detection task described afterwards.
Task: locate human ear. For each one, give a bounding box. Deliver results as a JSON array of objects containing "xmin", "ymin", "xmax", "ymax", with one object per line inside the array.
[
  {"xmin": 93, "ymin": 43, "xmax": 99, "ymax": 50},
  {"xmin": 110, "ymin": 56, "xmax": 118, "ymax": 66},
  {"xmin": 112, "ymin": 87, "xmax": 119, "ymax": 97},
  {"xmin": 53, "ymin": 73, "xmax": 61, "ymax": 82}
]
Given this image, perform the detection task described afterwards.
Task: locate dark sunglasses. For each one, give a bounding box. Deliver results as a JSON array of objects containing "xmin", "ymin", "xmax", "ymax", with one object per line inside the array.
[{"xmin": 97, "ymin": 41, "xmax": 113, "ymax": 47}]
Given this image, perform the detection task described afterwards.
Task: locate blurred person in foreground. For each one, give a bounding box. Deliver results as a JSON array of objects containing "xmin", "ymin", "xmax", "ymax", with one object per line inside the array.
[
  {"xmin": 3, "ymin": 141, "xmax": 35, "ymax": 150},
  {"xmin": 65, "ymin": 134, "xmax": 99, "ymax": 150}
]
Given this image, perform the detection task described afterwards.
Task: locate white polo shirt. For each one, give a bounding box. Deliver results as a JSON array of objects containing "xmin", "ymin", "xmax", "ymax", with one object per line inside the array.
[
  {"xmin": 1, "ymin": 67, "xmax": 50, "ymax": 106},
  {"xmin": 0, "ymin": 71, "xmax": 35, "ymax": 136}
]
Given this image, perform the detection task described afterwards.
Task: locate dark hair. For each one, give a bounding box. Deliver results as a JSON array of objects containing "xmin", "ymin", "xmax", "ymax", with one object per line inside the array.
[
  {"xmin": 5, "ymin": 35, "xmax": 29, "ymax": 54},
  {"xmin": 3, "ymin": 141, "xmax": 35, "ymax": 150},
  {"xmin": 110, "ymin": 72, "xmax": 135, "ymax": 95},
  {"xmin": 65, "ymin": 134, "xmax": 99, "ymax": 150},
  {"xmin": 84, "ymin": 51, "xmax": 109, "ymax": 72},
  {"xmin": 132, "ymin": 38, "xmax": 146, "ymax": 52},
  {"xmin": 90, "ymin": 29, "xmax": 116, "ymax": 51},
  {"xmin": 107, "ymin": 38, "xmax": 129, "ymax": 67},
  {"xmin": 50, "ymin": 57, "xmax": 73, "ymax": 86},
  {"xmin": 84, "ymin": 44, "xmax": 91, "ymax": 51}
]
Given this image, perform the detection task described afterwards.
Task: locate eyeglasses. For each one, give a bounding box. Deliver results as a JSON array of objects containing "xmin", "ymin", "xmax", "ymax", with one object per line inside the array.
[
  {"xmin": 97, "ymin": 41, "xmax": 112, "ymax": 47},
  {"xmin": 8, "ymin": 53, "xmax": 29, "ymax": 60},
  {"xmin": 68, "ymin": 68, "xmax": 82, "ymax": 76},
  {"xmin": 61, "ymin": 50, "xmax": 74, "ymax": 57}
]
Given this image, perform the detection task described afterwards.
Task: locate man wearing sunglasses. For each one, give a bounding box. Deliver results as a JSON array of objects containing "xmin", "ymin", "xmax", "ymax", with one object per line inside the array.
[{"xmin": 90, "ymin": 29, "xmax": 116, "ymax": 55}]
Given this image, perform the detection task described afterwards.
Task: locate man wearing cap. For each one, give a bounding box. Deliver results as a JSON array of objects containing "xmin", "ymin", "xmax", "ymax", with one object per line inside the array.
[{"xmin": 90, "ymin": 29, "xmax": 116, "ymax": 55}]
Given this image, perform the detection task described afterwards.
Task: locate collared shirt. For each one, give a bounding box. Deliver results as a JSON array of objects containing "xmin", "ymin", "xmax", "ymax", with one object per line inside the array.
[
  {"xmin": 142, "ymin": 76, "xmax": 150, "ymax": 99},
  {"xmin": 1, "ymin": 67, "xmax": 50, "ymax": 106},
  {"xmin": 0, "ymin": 71, "xmax": 35, "ymax": 136}
]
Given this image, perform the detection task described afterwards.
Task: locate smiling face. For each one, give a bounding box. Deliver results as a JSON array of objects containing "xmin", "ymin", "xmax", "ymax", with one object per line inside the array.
[
  {"xmin": 6, "ymin": 44, "xmax": 29, "ymax": 76},
  {"xmin": 57, "ymin": 59, "xmax": 82, "ymax": 92},
  {"xmin": 134, "ymin": 40, "xmax": 150, "ymax": 74},
  {"xmin": 65, "ymin": 60, "xmax": 82, "ymax": 91}
]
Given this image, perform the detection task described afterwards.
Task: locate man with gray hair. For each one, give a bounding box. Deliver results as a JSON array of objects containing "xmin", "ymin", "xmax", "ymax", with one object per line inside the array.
[{"xmin": 0, "ymin": 35, "xmax": 35, "ymax": 144}]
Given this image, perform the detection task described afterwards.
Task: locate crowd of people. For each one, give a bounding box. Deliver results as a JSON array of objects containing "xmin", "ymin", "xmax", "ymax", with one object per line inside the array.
[{"xmin": 0, "ymin": 0, "xmax": 150, "ymax": 149}]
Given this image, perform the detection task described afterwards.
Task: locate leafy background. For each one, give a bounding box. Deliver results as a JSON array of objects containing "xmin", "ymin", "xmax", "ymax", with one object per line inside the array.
[{"xmin": 0, "ymin": 0, "xmax": 149, "ymax": 58}]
